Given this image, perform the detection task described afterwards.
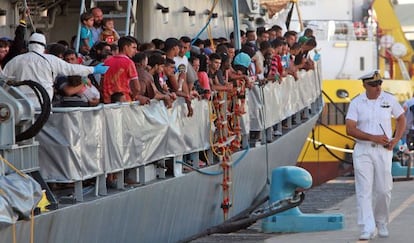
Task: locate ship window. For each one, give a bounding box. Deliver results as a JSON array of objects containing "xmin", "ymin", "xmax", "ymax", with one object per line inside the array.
[{"xmin": 334, "ymin": 23, "xmax": 348, "ymax": 35}]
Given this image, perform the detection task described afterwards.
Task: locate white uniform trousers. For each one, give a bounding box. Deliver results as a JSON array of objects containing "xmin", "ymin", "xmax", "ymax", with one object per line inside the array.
[{"xmin": 353, "ymin": 142, "xmax": 393, "ymax": 233}]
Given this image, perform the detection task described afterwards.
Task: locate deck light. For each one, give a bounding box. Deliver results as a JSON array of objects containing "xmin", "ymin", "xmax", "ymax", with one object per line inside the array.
[
  {"xmin": 0, "ymin": 9, "xmax": 6, "ymax": 27},
  {"xmin": 156, "ymin": 3, "xmax": 169, "ymax": 24},
  {"xmin": 40, "ymin": 9, "xmax": 48, "ymax": 17},
  {"xmin": 205, "ymin": 10, "xmax": 219, "ymax": 28},
  {"xmin": 183, "ymin": 7, "xmax": 196, "ymax": 26},
  {"xmin": 212, "ymin": 13, "xmax": 218, "ymax": 27}
]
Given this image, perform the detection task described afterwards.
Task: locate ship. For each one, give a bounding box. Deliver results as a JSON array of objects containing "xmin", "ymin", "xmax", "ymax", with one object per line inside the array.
[
  {"xmin": 294, "ymin": 0, "xmax": 414, "ymax": 185},
  {"xmin": 0, "ymin": 1, "xmax": 322, "ymax": 242}
]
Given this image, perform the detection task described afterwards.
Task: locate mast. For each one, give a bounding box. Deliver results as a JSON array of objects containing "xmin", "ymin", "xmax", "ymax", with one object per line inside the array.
[{"xmin": 232, "ymin": 0, "xmax": 241, "ymax": 50}]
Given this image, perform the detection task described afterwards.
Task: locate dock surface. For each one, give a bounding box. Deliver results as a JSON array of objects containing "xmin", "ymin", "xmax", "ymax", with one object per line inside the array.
[{"xmin": 192, "ymin": 176, "xmax": 414, "ymax": 243}]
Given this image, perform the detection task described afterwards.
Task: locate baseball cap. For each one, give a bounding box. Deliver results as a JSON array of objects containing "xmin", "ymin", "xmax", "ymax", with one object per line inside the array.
[{"xmin": 233, "ymin": 52, "xmax": 251, "ymax": 68}]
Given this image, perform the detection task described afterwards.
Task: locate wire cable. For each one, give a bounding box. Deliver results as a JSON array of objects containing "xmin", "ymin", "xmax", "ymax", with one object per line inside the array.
[
  {"xmin": 317, "ymin": 120, "xmax": 355, "ymax": 142},
  {"xmin": 191, "ymin": 0, "xmax": 219, "ymax": 46},
  {"xmin": 9, "ymin": 80, "xmax": 51, "ymax": 142},
  {"xmin": 309, "ymin": 128, "xmax": 354, "ymax": 164},
  {"xmin": 322, "ymin": 90, "xmax": 347, "ymax": 117}
]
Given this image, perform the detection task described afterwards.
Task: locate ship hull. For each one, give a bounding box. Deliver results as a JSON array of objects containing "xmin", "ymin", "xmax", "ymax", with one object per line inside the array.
[{"xmin": 0, "ymin": 110, "xmax": 320, "ymax": 243}]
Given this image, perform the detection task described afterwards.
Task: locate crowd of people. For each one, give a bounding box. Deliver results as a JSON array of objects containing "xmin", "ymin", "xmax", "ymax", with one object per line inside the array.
[
  {"xmin": 0, "ymin": 7, "xmax": 319, "ymax": 117},
  {"xmin": 2, "ymin": 7, "xmax": 411, "ymax": 240}
]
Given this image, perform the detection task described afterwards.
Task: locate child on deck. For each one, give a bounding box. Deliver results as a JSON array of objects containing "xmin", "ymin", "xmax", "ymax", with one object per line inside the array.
[
  {"xmin": 67, "ymin": 75, "xmax": 100, "ymax": 106},
  {"xmin": 80, "ymin": 12, "xmax": 95, "ymax": 55},
  {"xmin": 78, "ymin": 76, "xmax": 100, "ymax": 102},
  {"xmin": 99, "ymin": 18, "xmax": 120, "ymax": 44}
]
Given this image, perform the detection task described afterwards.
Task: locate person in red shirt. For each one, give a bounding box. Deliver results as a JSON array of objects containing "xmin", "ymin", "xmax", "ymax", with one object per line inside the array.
[{"xmin": 102, "ymin": 36, "xmax": 149, "ymax": 104}]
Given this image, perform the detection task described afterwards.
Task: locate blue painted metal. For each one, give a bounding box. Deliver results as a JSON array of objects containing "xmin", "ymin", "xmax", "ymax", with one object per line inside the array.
[
  {"xmin": 392, "ymin": 162, "xmax": 414, "ymax": 177},
  {"xmin": 262, "ymin": 166, "xmax": 344, "ymax": 233},
  {"xmin": 232, "ymin": 0, "xmax": 241, "ymax": 50}
]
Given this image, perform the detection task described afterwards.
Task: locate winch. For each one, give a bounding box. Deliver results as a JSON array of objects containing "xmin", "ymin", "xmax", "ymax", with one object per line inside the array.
[{"xmin": 0, "ymin": 76, "xmax": 57, "ymax": 209}]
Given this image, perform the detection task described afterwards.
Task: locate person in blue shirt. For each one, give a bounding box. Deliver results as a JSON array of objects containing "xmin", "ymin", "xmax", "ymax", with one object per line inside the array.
[{"xmin": 80, "ymin": 12, "xmax": 95, "ymax": 55}]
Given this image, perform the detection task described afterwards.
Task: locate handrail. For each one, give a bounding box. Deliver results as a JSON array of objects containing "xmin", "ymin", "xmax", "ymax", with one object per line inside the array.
[{"xmin": 35, "ymin": 69, "xmax": 322, "ymax": 182}]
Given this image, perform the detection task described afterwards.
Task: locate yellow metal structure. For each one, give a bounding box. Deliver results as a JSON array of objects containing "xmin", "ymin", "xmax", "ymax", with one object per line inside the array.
[
  {"xmin": 298, "ymin": 79, "xmax": 413, "ymax": 185},
  {"xmin": 299, "ymin": 79, "xmax": 413, "ymax": 161},
  {"xmin": 373, "ymin": 0, "xmax": 414, "ymax": 80},
  {"xmin": 298, "ymin": 0, "xmax": 414, "ymax": 185}
]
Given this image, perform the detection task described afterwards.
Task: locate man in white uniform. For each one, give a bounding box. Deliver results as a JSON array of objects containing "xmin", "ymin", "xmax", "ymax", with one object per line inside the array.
[
  {"xmin": 346, "ymin": 70, "xmax": 406, "ymax": 240},
  {"xmin": 3, "ymin": 32, "xmax": 107, "ymax": 108}
]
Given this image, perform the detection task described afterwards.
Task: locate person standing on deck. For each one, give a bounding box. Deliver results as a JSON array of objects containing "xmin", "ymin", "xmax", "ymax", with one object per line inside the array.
[
  {"xmin": 102, "ymin": 36, "xmax": 149, "ymax": 105},
  {"xmin": 79, "ymin": 12, "xmax": 95, "ymax": 55},
  {"xmin": 90, "ymin": 7, "xmax": 104, "ymax": 44},
  {"xmin": 2, "ymin": 32, "xmax": 108, "ymax": 108},
  {"xmin": 345, "ymin": 70, "xmax": 406, "ymax": 240},
  {"xmin": 164, "ymin": 37, "xmax": 193, "ymax": 116}
]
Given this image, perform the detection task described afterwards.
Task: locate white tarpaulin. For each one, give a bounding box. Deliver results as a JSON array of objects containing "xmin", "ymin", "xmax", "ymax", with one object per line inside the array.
[
  {"xmin": 248, "ymin": 69, "xmax": 319, "ymax": 131},
  {"xmin": 36, "ymin": 69, "xmax": 320, "ymax": 182}
]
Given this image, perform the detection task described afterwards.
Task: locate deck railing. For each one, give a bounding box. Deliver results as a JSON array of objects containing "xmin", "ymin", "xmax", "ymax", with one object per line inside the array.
[{"xmin": 36, "ymin": 69, "xmax": 321, "ymax": 183}]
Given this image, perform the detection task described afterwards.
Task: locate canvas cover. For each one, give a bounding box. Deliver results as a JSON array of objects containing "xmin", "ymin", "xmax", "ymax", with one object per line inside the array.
[{"xmin": 35, "ymin": 69, "xmax": 320, "ymax": 182}]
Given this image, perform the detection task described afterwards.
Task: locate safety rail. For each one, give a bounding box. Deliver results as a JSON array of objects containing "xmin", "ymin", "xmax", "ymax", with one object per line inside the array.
[{"xmin": 34, "ymin": 69, "xmax": 321, "ymax": 189}]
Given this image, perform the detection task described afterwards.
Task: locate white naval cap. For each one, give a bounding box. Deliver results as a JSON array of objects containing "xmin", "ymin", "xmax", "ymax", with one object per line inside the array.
[{"xmin": 359, "ymin": 70, "xmax": 382, "ymax": 82}]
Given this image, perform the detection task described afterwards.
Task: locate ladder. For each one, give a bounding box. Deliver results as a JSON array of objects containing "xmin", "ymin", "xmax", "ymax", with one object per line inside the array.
[
  {"xmin": 75, "ymin": 0, "xmax": 137, "ymax": 52},
  {"xmin": 90, "ymin": 0, "xmax": 137, "ymax": 37}
]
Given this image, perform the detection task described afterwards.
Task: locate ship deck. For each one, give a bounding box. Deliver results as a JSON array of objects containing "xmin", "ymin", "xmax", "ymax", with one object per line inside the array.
[{"xmin": 192, "ymin": 176, "xmax": 414, "ymax": 243}]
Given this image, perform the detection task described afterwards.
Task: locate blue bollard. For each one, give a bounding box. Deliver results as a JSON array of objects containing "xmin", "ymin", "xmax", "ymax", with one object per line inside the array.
[
  {"xmin": 391, "ymin": 140, "xmax": 414, "ymax": 178},
  {"xmin": 392, "ymin": 162, "xmax": 414, "ymax": 177},
  {"xmin": 261, "ymin": 166, "xmax": 344, "ymax": 233}
]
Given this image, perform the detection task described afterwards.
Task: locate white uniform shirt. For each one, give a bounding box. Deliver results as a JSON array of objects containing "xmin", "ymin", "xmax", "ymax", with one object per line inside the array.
[
  {"xmin": 3, "ymin": 45, "xmax": 94, "ymax": 108},
  {"xmin": 346, "ymin": 91, "xmax": 404, "ymax": 143}
]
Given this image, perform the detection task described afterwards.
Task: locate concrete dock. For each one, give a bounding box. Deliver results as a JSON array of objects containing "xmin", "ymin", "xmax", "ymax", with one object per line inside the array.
[{"xmin": 192, "ymin": 176, "xmax": 414, "ymax": 243}]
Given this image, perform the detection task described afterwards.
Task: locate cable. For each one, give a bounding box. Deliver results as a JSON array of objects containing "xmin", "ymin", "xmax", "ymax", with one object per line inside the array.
[
  {"xmin": 321, "ymin": 90, "xmax": 347, "ymax": 117},
  {"xmin": 317, "ymin": 120, "xmax": 355, "ymax": 142},
  {"xmin": 259, "ymin": 84, "xmax": 270, "ymax": 185},
  {"xmin": 307, "ymin": 137, "xmax": 354, "ymax": 153},
  {"xmin": 191, "ymin": 0, "xmax": 219, "ymax": 46},
  {"xmin": 175, "ymin": 144, "xmax": 250, "ymax": 176},
  {"xmin": 231, "ymin": 144, "xmax": 250, "ymax": 167},
  {"xmin": 309, "ymin": 128, "xmax": 354, "ymax": 165},
  {"xmin": 179, "ymin": 192, "xmax": 305, "ymax": 243},
  {"xmin": 10, "ymin": 80, "xmax": 51, "ymax": 142},
  {"xmin": 176, "ymin": 160, "xmax": 222, "ymax": 176}
]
